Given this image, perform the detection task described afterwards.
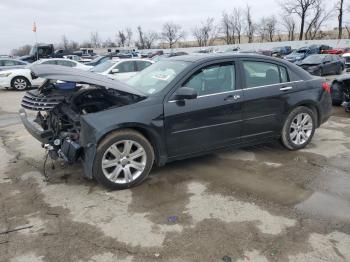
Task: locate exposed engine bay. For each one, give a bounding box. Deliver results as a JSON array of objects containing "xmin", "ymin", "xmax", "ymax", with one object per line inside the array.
[{"xmin": 21, "ymin": 81, "xmax": 142, "ymax": 163}]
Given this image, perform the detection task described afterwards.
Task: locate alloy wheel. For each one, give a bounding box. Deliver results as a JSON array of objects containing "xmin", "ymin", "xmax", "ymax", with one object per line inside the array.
[
  {"xmin": 101, "ymin": 140, "xmax": 147, "ymax": 184},
  {"xmin": 13, "ymin": 78, "xmax": 27, "ymax": 90},
  {"xmin": 289, "ymin": 113, "xmax": 313, "ymax": 145}
]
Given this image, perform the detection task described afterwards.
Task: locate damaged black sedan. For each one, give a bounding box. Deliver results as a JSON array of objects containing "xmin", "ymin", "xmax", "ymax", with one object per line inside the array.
[{"xmin": 20, "ymin": 54, "xmax": 332, "ymax": 189}]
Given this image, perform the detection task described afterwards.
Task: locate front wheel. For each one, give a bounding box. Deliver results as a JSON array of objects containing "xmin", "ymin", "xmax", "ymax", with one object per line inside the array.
[
  {"xmin": 93, "ymin": 129, "xmax": 154, "ymax": 190},
  {"xmin": 281, "ymin": 107, "xmax": 316, "ymax": 150},
  {"xmin": 11, "ymin": 76, "xmax": 30, "ymax": 90}
]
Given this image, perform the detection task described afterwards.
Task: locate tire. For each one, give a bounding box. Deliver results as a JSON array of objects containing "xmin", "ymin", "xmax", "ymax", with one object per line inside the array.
[
  {"xmin": 281, "ymin": 106, "xmax": 316, "ymax": 150},
  {"xmin": 331, "ymin": 82, "xmax": 344, "ymax": 106},
  {"xmin": 93, "ymin": 129, "xmax": 154, "ymax": 190},
  {"xmin": 11, "ymin": 76, "xmax": 30, "ymax": 90},
  {"xmin": 314, "ymin": 68, "xmax": 322, "ymax": 76}
]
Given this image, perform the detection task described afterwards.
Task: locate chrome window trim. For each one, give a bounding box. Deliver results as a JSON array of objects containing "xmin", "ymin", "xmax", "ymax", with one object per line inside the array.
[
  {"xmin": 243, "ymin": 80, "xmax": 303, "ymax": 91},
  {"xmin": 168, "ymin": 80, "xmax": 304, "ymax": 103}
]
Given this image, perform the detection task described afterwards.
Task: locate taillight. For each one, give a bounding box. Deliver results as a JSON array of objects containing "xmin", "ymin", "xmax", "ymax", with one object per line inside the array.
[{"xmin": 322, "ymin": 82, "xmax": 331, "ymax": 93}]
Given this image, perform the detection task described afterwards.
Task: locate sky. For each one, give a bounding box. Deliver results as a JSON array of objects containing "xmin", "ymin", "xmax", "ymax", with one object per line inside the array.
[{"xmin": 0, "ymin": 0, "xmax": 337, "ymax": 54}]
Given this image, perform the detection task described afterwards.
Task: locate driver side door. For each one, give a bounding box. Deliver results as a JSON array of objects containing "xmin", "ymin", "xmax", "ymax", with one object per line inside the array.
[
  {"xmin": 109, "ymin": 61, "xmax": 136, "ymax": 81},
  {"xmin": 164, "ymin": 61, "xmax": 243, "ymax": 158}
]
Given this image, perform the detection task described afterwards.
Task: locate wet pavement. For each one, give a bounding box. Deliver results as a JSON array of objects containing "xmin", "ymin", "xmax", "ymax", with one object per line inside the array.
[{"xmin": 0, "ymin": 87, "xmax": 349, "ymax": 262}]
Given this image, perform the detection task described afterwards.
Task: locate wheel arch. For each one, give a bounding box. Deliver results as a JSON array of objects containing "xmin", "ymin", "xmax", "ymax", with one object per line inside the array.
[
  {"xmin": 10, "ymin": 75, "xmax": 31, "ymax": 88},
  {"xmin": 284, "ymin": 101, "xmax": 320, "ymax": 127},
  {"xmin": 96, "ymin": 123, "xmax": 166, "ymax": 167}
]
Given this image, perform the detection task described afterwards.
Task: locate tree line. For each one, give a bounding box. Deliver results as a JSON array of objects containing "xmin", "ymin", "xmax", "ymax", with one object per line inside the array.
[{"xmin": 11, "ymin": 0, "xmax": 349, "ymax": 56}]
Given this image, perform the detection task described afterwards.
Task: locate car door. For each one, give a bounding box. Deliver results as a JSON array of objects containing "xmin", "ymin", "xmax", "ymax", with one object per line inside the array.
[
  {"xmin": 240, "ymin": 59, "xmax": 294, "ymax": 143},
  {"xmin": 109, "ymin": 61, "xmax": 136, "ymax": 80},
  {"xmin": 164, "ymin": 61, "xmax": 243, "ymax": 157}
]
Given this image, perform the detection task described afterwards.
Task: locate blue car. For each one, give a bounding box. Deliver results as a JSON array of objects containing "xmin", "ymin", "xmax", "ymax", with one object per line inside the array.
[{"xmin": 284, "ymin": 47, "xmax": 318, "ymax": 63}]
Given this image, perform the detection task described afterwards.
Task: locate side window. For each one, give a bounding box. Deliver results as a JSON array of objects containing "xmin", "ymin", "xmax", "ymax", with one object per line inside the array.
[
  {"xmin": 3, "ymin": 60, "xmax": 16, "ymax": 66},
  {"xmin": 279, "ymin": 66, "xmax": 289, "ymax": 83},
  {"xmin": 183, "ymin": 63, "xmax": 235, "ymax": 96},
  {"xmin": 243, "ymin": 61, "xmax": 284, "ymax": 88},
  {"xmin": 42, "ymin": 60, "xmax": 57, "ymax": 65},
  {"xmin": 114, "ymin": 61, "xmax": 135, "ymax": 73},
  {"xmin": 56, "ymin": 60, "xmax": 76, "ymax": 67},
  {"xmin": 136, "ymin": 61, "xmax": 152, "ymax": 71}
]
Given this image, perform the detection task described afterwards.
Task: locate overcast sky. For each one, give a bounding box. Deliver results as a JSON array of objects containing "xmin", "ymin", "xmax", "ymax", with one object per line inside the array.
[{"xmin": 0, "ymin": 0, "xmax": 337, "ymax": 54}]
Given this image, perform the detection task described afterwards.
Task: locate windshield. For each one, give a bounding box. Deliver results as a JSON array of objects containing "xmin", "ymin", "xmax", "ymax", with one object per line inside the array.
[
  {"xmin": 126, "ymin": 60, "xmax": 189, "ymax": 95},
  {"xmin": 90, "ymin": 61, "xmax": 115, "ymax": 73},
  {"xmin": 302, "ymin": 55, "xmax": 323, "ymax": 64}
]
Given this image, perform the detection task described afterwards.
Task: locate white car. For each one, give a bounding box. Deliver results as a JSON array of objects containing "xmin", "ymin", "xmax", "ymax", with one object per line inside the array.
[
  {"xmin": 0, "ymin": 58, "xmax": 92, "ymax": 90},
  {"xmin": 90, "ymin": 59, "xmax": 154, "ymax": 81}
]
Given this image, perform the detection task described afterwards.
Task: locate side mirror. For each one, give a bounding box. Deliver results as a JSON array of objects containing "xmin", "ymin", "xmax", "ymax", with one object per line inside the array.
[
  {"xmin": 174, "ymin": 87, "xmax": 198, "ymax": 100},
  {"xmin": 110, "ymin": 68, "xmax": 119, "ymax": 74}
]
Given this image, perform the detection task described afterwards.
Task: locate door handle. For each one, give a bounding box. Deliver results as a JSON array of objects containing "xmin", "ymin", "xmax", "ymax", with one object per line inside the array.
[
  {"xmin": 280, "ymin": 86, "xmax": 293, "ymax": 91},
  {"xmin": 225, "ymin": 94, "xmax": 241, "ymax": 101}
]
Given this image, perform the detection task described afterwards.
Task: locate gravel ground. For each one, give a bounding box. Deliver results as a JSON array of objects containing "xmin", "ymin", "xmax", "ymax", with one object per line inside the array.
[{"xmin": 0, "ymin": 78, "xmax": 349, "ymax": 262}]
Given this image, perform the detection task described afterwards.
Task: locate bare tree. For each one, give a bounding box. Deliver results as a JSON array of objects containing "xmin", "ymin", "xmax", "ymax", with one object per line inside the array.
[
  {"xmin": 126, "ymin": 28, "xmax": 133, "ymax": 46},
  {"xmin": 282, "ymin": 15, "xmax": 296, "ymax": 40},
  {"xmin": 245, "ymin": 5, "xmax": 255, "ymax": 43},
  {"xmin": 136, "ymin": 26, "xmax": 146, "ymax": 49},
  {"xmin": 61, "ymin": 35, "xmax": 70, "ymax": 50},
  {"xmin": 90, "ymin": 31, "xmax": 101, "ymax": 48},
  {"xmin": 161, "ymin": 22, "xmax": 185, "ymax": 48},
  {"xmin": 266, "ymin": 16, "xmax": 277, "ymax": 42},
  {"xmin": 337, "ymin": 0, "xmax": 344, "ymax": 39},
  {"xmin": 144, "ymin": 31, "xmax": 159, "ymax": 49},
  {"xmin": 11, "ymin": 44, "xmax": 32, "ymax": 56},
  {"xmin": 117, "ymin": 30, "xmax": 126, "ymax": 46},
  {"xmin": 193, "ymin": 17, "xmax": 218, "ymax": 46},
  {"xmin": 221, "ymin": 12, "xmax": 235, "ymax": 44},
  {"xmin": 233, "ymin": 8, "xmax": 244, "ymax": 44},
  {"xmin": 304, "ymin": 0, "xmax": 331, "ymax": 40},
  {"xmin": 281, "ymin": 0, "xmax": 317, "ymax": 40},
  {"xmin": 257, "ymin": 17, "xmax": 268, "ymax": 42}
]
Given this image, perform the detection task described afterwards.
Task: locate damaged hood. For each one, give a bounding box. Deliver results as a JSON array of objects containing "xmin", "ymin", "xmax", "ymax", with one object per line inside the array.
[{"xmin": 30, "ymin": 64, "xmax": 145, "ymax": 97}]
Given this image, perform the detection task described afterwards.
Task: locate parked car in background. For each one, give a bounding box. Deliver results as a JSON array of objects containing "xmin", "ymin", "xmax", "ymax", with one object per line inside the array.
[
  {"xmin": 63, "ymin": 55, "xmax": 82, "ymax": 62},
  {"xmin": 342, "ymin": 53, "xmax": 350, "ymax": 70},
  {"xmin": 330, "ymin": 75, "xmax": 350, "ymax": 112},
  {"xmin": 271, "ymin": 46, "xmax": 292, "ymax": 57},
  {"xmin": 0, "ymin": 58, "xmax": 91, "ymax": 90},
  {"xmin": 90, "ymin": 59, "xmax": 154, "ymax": 81},
  {"xmin": 0, "ymin": 58, "xmax": 28, "ymax": 71},
  {"xmin": 284, "ymin": 46, "xmax": 318, "ymax": 63},
  {"xmin": 322, "ymin": 47, "xmax": 350, "ymax": 55},
  {"xmin": 309, "ymin": 44, "xmax": 332, "ymax": 54},
  {"xmin": 20, "ymin": 44, "xmax": 55, "ymax": 63},
  {"xmin": 147, "ymin": 51, "xmax": 164, "ymax": 58},
  {"xmin": 297, "ymin": 54, "xmax": 344, "ymax": 76},
  {"xmin": 85, "ymin": 55, "xmax": 111, "ymax": 66},
  {"xmin": 152, "ymin": 52, "xmax": 189, "ymax": 62}
]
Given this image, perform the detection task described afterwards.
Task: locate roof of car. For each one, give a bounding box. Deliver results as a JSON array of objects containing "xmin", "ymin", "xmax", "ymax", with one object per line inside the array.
[{"xmin": 168, "ymin": 53, "xmax": 281, "ymax": 63}]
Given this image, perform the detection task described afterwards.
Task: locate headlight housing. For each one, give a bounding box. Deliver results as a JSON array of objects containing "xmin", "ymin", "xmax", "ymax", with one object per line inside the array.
[{"xmin": 0, "ymin": 72, "xmax": 11, "ymax": 77}]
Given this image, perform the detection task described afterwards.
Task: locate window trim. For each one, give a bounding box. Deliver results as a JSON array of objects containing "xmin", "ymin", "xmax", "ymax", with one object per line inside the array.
[{"xmin": 180, "ymin": 61, "xmax": 236, "ymax": 97}]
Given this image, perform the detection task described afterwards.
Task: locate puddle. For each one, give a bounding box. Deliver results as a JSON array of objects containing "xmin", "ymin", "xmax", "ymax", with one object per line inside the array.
[{"xmin": 295, "ymin": 192, "xmax": 350, "ymax": 221}]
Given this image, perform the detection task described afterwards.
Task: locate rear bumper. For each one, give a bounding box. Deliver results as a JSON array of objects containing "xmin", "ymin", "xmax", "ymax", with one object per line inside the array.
[{"xmin": 19, "ymin": 109, "xmax": 53, "ymax": 144}]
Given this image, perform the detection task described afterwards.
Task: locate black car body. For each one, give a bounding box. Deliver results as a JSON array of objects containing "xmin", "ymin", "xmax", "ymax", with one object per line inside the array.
[
  {"xmin": 297, "ymin": 54, "xmax": 344, "ymax": 76},
  {"xmin": 20, "ymin": 54, "xmax": 332, "ymax": 189}
]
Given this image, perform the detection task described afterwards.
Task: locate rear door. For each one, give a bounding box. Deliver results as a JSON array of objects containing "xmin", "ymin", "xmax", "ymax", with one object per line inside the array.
[
  {"xmin": 164, "ymin": 61, "xmax": 243, "ymax": 157},
  {"xmin": 240, "ymin": 59, "xmax": 295, "ymax": 143}
]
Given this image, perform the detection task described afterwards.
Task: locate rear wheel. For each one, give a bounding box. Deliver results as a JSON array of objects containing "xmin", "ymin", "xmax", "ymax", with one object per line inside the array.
[
  {"xmin": 281, "ymin": 106, "xmax": 316, "ymax": 150},
  {"xmin": 93, "ymin": 129, "xmax": 154, "ymax": 190},
  {"xmin": 336, "ymin": 65, "xmax": 343, "ymax": 75},
  {"xmin": 11, "ymin": 76, "xmax": 30, "ymax": 90}
]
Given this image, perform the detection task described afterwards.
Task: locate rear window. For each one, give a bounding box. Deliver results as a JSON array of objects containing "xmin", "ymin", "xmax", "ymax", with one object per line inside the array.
[{"xmin": 243, "ymin": 61, "xmax": 289, "ymax": 88}]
